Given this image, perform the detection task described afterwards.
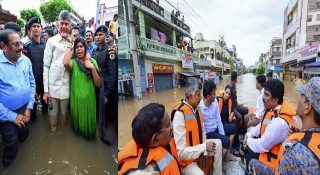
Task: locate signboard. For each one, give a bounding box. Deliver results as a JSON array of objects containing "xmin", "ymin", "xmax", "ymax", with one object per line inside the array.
[
  {"xmin": 147, "ymin": 73, "xmax": 154, "ymax": 92},
  {"xmin": 182, "ymin": 53, "xmax": 193, "ymax": 68},
  {"xmin": 152, "ymin": 64, "xmax": 174, "ymax": 73},
  {"xmin": 118, "ymin": 60, "xmax": 135, "ymax": 81},
  {"xmin": 299, "ymin": 42, "xmax": 318, "ymax": 61},
  {"xmin": 174, "ymin": 73, "xmax": 178, "ymax": 87}
]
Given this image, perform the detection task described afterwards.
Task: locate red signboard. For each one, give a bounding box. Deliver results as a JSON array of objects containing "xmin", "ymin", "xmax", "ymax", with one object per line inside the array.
[
  {"xmin": 152, "ymin": 64, "xmax": 174, "ymax": 73},
  {"xmin": 147, "ymin": 73, "xmax": 154, "ymax": 92}
]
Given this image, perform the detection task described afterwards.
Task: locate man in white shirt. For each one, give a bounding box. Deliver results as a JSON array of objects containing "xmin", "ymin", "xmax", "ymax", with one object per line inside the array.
[
  {"xmin": 244, "ymin": 75, "xmax": 266, "ymax": 129},
  {"xmin": 171, "ymin": 78, "xmax": 222, "ymax": 175},
  {"xmin": 43, "ymin": 10, "xmax": 72, "ymax": 133},
  {"xmin": 243, "ymin": 79, "xmax": 296, "ymax": 173}
]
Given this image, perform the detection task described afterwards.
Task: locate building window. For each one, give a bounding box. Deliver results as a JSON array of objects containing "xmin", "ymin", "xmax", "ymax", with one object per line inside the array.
[
  {"xmin": 308, "ymin": 15, "xmax": 313, "ymax": 22},
  {"xmin": 288, "ymin": 13, "xmax": 293, "ymax": 25},
  {"xmin": 317, "ymin": 14, "xmax": 320, "ymax": 21},
  {"xmin": 317, "ymin": 2, "xmax": 320, "ymax": 9}
]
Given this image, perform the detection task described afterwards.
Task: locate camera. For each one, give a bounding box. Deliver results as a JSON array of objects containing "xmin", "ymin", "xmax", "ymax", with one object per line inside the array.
[{"xmin": 48, "ymin": 99, "xmax": 53, "ymax": 110}]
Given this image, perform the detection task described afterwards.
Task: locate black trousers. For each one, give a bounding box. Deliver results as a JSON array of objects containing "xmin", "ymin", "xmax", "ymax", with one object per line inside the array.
[
  {"xmin": 0, "ymin": 105, "xmax": 29, "ymax": 166},
  {"xmin": 31, "ymin": 74, "xmax": 47, "ymax": 121},
  {"xmin": 105, "ymin": 92, "xmax": 118, "ymax": 134},
  {"xmin": 245, "ymin": 147, "xmax": 259, "ymax": 171}
]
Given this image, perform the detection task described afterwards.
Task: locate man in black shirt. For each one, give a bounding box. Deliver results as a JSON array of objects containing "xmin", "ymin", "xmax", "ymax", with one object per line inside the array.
[
  {"xmin": 92, "ymin": 25, "xmax": 117, "ymax": 144},
  {"xmin": 24, "ymin": 17, "xmax": 47, "ymax": 120}
]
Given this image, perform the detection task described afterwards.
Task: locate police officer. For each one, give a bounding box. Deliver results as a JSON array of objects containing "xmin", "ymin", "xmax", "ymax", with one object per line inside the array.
[
  {"xmin": 92, "ymin": 25, "xmax": 117, "ymax": 143},
  {"xmin": 24, "ymin": 17, "xmax": 47, "ymax": 120}
]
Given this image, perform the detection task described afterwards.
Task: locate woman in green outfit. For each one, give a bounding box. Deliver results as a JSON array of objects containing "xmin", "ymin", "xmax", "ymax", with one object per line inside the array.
[{"xmin": 64, "ymin": 37, "xmax": 100, "ymax": 140}]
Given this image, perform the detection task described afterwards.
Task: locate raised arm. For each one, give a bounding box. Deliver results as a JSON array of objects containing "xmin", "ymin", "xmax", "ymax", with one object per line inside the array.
[{"xmin": 63, "ymin": 43, "xmax": 73, "ymax": 71}]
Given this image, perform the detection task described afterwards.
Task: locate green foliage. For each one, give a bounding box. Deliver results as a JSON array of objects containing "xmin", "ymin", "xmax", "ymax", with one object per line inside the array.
[
  {"xmin": 254, "ymin": 65, "xmax": 265, "ymax": 75},
  {"xmin": 40, "ymin": 0, "xmax": 72, "ymax": 24},
  {"xmin": 16, "ymin": 18, "xmax": 24, "ymax": 29},
  {"xmin": 20, "ymin": 9, "xmax": 41, "ymax": 22}
]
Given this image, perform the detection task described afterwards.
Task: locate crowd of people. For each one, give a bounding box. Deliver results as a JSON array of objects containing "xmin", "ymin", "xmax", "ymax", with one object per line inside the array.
[
  {"xmin": 119, "ymin": 71, "xmax": 320, "ymax": 175},
  {"xmin": 0, "ymin": 10, "xmax": 118, "ymax": 167}
]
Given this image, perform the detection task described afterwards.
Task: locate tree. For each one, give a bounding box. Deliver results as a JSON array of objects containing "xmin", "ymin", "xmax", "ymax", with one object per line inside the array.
[
  {"xmin": 40, "ymin": 0, "xmax": 72, "ymax": 25},
  {"xmin": 16, "ymin": 18, "xmax": 24, "ymax": 29},
  {"xmin": 20, "ymin": 9, "xmax": 41, "ymax": 22}
]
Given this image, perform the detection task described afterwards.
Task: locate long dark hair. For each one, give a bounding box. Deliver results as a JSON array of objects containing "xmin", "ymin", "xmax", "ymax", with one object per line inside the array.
[{"xmin": 72, "ymin": 37, "xmax": 92, "ymax": 79}]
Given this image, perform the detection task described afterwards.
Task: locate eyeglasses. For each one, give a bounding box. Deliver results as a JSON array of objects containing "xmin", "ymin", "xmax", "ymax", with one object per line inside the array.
[
  {"xmin": 8, "ymin": 41, "xmax": 22, "ymax": 48},
  {"xmin": 158, "ymin": 120, "xmax": 173, "ymax": 133}
]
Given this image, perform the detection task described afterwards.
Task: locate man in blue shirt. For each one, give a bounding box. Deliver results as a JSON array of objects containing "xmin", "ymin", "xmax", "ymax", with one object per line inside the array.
[
  {"xmin": 85, "ymin": 30, "xmax": 97, "ymax": 57},
  {"xmin": 199, "ymin": 80, "xmax": 237, "ymax": 161},
  {"xmin": 0, "ymin": 29, "xmax": 35, "ymax": 166}
]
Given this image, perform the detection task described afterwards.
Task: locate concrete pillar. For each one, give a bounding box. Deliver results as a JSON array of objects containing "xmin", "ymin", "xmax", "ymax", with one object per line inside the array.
[
  {"xmin": 172, "ymin": 30, "xmax": 177, "ymax": 47},
  {"xmin": 138, "ymin": 11, "xmax": 146, "ymax": 38}
]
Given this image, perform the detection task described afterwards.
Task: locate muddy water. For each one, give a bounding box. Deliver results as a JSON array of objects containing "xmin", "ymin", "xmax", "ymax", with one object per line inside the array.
[
  {"xmin": 118, "ymin": 73, "xmax": 300, "ymax": 146},
  {"xmin": 0, "ymin": 116, "xmax": 117, "ymax": 174}
]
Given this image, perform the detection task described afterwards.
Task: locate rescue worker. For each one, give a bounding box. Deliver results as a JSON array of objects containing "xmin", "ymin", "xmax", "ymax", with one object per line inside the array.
[
  {"xmin": 118, "ymin": 103, "xmax": 180, "ymax": 175},
  {"xmin": 276, "ymin": 77, "xmax": 320, "ymax": 175},
  {"xmin": 92, "ymin": 25, "xmax": 117, "ymax": 143},
  {"xmin": 244, "ymin": 79, "xmax": 296, "ymax": 174},
  {"xmin": 169, "ymin": 77, "xmax": 223, "ymax": 175},
  {"xmin": 24, "ymin": 17, "xmax": 47, "ymax": 120}
]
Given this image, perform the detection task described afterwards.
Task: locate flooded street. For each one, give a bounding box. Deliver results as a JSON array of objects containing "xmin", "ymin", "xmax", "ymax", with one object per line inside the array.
[
  {"xmin": 119, "ymin": 73, "xmax": 300, "ymax": 146},
  {"xmin": 0, "ymin": 116, "xmax": 117, "ymax": 175}
]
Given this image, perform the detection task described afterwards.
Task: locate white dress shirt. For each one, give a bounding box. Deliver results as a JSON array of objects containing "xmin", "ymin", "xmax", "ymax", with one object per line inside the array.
[
  {"xmin": 247, "ymin": 105, "xmax": 290, "ymax": 153},
  {"xmin": 254, "ymin": 88, "xmax": 265, "ymax": 119},
  {"xmin": 172, "ymin": 101, "xmax": 207, "ymax": 160},
  {"xmin": 43, "ymin": 34, "xmax": 70, "ymax": 99}
]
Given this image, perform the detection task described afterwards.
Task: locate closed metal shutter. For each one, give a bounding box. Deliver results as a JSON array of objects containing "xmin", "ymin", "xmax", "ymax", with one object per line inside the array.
[{"xmin": 154, "ymin": 74, "xmax": 173, "ymax": 91}]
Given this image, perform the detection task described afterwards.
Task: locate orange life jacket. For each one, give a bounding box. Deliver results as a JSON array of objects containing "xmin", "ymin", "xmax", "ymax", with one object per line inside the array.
[
  {"xmin": 275, "ymin": 130, "xmax": 320, "ymax": 175},
  {"xmin": 258, "ymin": 101, "xmax": 296, "ymax": 169},
  {"xmin": 118, "ymin": 139, "xmax": 181, "ymax": 175},
  {"xmin": 216, "ymin": 95, "xmax": 232, "ymax": 115},
  {"xmin": 167, "ymin": 100, "xmax": 204, "ymax": 167}
]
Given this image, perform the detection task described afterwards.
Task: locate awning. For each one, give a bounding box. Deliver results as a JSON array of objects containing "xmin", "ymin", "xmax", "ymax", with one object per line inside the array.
[
  {"xmin": 306, "ymin": 61, "xmax": 320, "ymax": 67},
  {"xmin": 181, "ymin": 72, "xmax": 197, "ymax": 77}
]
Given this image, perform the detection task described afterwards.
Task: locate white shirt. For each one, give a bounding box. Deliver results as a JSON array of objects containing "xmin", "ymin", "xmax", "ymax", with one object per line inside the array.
[
  {"xmin": 43, "ymin": 34, "xmax": 70, "ymax": 99},
  {"xmin": 247, "ymin": 105, "xmax": 290, "ymax": 153},
  {"xmin": 172, "ymin": 100, "xmax": 207, "ymax": 160},
  {"xmin": 254, "ymin": 88, "xmax": 265, "ymax": 119}
]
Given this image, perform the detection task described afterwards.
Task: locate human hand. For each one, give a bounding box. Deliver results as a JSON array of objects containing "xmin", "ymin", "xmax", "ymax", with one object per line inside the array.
[
  {"xmin": 14, "ymin": 114, "xmax": 25, "ymax": 128},
  {"xmin": 104, "ymin": 96, "xmax": 108, "ymax": 104},
  {"xmin": 43, "ymin": 92, "xmax": 50, "ymax": 104},
  {"xmin": 206, "ymin": 141, "xmax": 216, "ymax": 152},
  {"xmin": 289, "ymin": 125, "xmax": 300, "ymax": 135},
  {"xmin": 84, "ymin": 59, "xmax": 94, "ymax": 69},
  {"xmin": 23, "ymin": 108, "xmax": 31, "ymax": 123},
  {"xmin": 229, "ymin": 112, "xmax": 236, "ymax": 122}
]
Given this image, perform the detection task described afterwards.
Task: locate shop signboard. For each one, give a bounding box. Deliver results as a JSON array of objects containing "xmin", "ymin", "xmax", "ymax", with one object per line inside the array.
[
  {"xmin": 299, "ymin": 42, "xmax": 318, "ymax": 61},
  {"xmin": 147, "ymin": 73, "xmax": 154, "ymax": 92},
  {"xmin": 182, "ymin": 53, "xmax": 193, "ymax": 69},
  {"xmin": 118, "ymin": 60, "xmax": 135, "ymax": 81},
  {"xmin": 152, "ymin": 64, "xmax": 174, "ymax": 73}
]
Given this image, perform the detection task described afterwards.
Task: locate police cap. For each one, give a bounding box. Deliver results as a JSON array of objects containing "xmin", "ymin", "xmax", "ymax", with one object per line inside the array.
[
  {"xmin": 95, "ymin": 25, "xmax": 108, "ymax": 35},
  {"xmin": 28, "ymin": 17, "xmax": 41, "ymax": 27}
]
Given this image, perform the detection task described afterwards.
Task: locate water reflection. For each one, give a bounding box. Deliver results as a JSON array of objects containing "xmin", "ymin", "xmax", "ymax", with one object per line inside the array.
[
  {"xmin": 119, "ymin": 73, "xmax": 299, "ymax": 146},
  {"xmin": 0, "ymin": 116, "xmax": 117, "ymax": 174}
]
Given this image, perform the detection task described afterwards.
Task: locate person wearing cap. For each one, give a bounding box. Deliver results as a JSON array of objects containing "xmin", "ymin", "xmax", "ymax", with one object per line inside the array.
[
  {"xmin": 105, "ymin": 30, "xmax": 118, "ymax": 134},
  {"xmin": 92, "ymin": 25, "xmax": 117, "ymax": 143},
  {"xmin": 24, "ymin": 17, "xmax": 47, "ymax": 120},
  {"xmin": 276, "ymin": 77, "xmax": 320, "ymax": 175}
]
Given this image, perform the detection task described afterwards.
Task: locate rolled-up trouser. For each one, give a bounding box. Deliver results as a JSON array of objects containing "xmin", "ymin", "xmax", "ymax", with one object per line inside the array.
[
  {"xmin": 48, "ymin": 98, "xmax": 69, "ymax": 132},
  {"xmin": 0, "ymin": 105, "xmax": 29, "ymax": 166}
]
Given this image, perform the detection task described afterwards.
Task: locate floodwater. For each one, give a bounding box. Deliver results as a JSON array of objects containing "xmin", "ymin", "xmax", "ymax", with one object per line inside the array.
[
  {"xmin": 0, "ymin": 115, "xmax": 117, "ymax": 174},
  {"xmin": 118, "ymin": 73, "xmax": 300, "ymax": 146}
]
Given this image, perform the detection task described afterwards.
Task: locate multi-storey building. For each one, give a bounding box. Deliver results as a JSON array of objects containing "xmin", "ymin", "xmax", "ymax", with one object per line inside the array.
[
  {"xmin": 119, "ymin": 0, "xmax": 200, "ymax": 96},
  {"xmin": 267, "ymin": 38, "xmax": 283, "ymax": 74},
  {"xmin": 98, "ymin": 3, "xmax": 118, "ymax": 26},
  {"xmin": 282, "ymin": 0, "xmax": 320, "ymax": 80},
  {"xmin": 193, "ymin": 33, "xmax": 234, "ymax": 79}
]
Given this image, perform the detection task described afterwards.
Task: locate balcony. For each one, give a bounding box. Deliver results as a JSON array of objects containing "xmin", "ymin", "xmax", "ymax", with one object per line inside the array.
[
  {"xmin": 138, "ymin": 36, "xmax": 198, "ymax": 62},
  {"xmin": 285, "ymin": 18, "xmax": 300, "ymax": 37},
  {"xmin": 133, "ymin": 0, "xmax": 191, "ymax": 35},
  {"xmin": 171, "ymin": 16, "xmax": 190, "ymax": 33},
  {"xmin": 134, "ymin": 0, "xmax": 164, "ymax": 17},
  {"xmin": 271, "ymin": 51, "xmax": 282, "ymax": 57}
]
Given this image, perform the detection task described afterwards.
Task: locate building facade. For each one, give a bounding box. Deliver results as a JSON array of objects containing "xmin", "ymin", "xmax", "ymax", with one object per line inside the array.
[
  {"xmin": 119, "ymin": 0, "xmax": 199, "ymax": 96},
  {"xmin": 282, "ymin": 0, "xmax": 320, "ymax": 80},
  {"xmin": 98, "ymin": 3, "xmax": 118, "ymax": 26}
]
